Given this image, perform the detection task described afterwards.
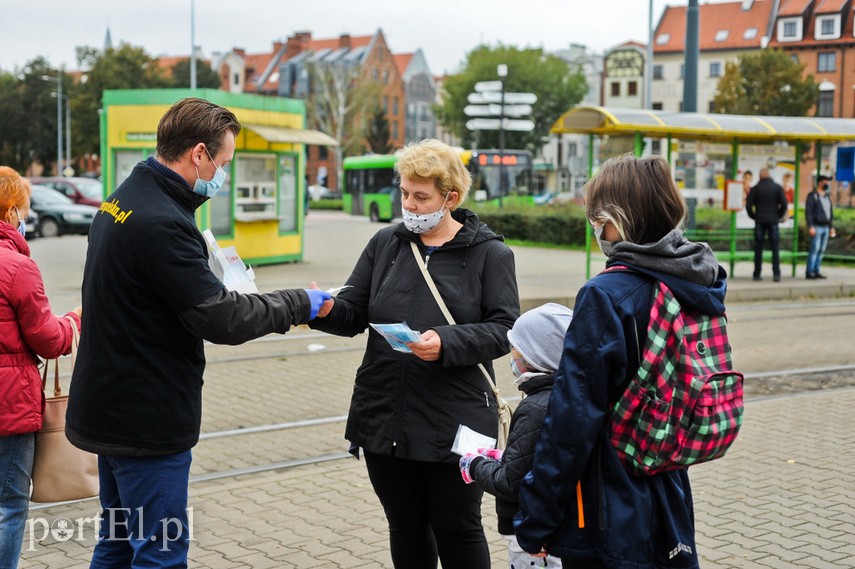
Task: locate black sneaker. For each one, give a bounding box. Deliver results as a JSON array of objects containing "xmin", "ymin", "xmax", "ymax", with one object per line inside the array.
[
  {"xmin": 816, "ymin": 273, "xmax": 828, "ymax": 279},
  {"xmin": 753, "ymin": 276, "xmax": 762, "ymax": 281},
  {"xmin": 774, "ymin": 275, "xmax": 781, "ymax": 282},
  {"xmin": 806, "ymin": 273, "xmax": 817, "ymax": 279}
]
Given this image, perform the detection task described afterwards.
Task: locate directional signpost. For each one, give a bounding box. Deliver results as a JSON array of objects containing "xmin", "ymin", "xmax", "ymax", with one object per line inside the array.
[{"xmin": 464, "ymin": 66, "xmax": 537, "ymax": 203}]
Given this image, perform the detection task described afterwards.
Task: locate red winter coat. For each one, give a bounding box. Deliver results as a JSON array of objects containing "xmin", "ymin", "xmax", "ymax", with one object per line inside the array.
[{"xmin": 0, "ymin": 222, "xmax": 80, "ymax": 436}]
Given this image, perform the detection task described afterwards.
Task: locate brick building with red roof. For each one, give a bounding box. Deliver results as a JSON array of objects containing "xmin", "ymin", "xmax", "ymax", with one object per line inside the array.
[
  {"xmin": 652, "ymin": 0, "xmax": 776, "ymax": 112},
  {"xmin": 769, "ymin": 0, "xmax": 855, "ymax": 118}
]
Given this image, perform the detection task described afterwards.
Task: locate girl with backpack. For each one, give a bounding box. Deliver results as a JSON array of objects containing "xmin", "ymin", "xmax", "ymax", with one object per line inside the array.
[{"xmin": 515, "ymin": 154, "xmax": 730, "ymax": 568}]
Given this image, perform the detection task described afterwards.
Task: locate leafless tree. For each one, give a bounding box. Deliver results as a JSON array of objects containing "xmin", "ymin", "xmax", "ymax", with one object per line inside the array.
[{"xmin": 304, "ymin": 57, "xmax": 382, "ymax": 188}]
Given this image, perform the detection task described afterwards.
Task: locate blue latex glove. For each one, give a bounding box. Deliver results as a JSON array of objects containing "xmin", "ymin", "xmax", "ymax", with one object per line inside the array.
[{"xmin": 304, "ymin": 288, "xmax": 332, "ymax": 320}]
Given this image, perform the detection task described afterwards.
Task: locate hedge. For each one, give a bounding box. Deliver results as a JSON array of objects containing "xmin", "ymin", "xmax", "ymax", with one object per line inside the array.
[{"xmin": 469, "ymin": 201, "xmax": 855, "ymax": 261}]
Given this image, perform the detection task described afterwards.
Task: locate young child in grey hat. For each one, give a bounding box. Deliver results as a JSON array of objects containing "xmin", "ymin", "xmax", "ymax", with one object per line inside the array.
[{"xmin": 460, "ymin": 302, "xmax": 573, "ymax": 568}]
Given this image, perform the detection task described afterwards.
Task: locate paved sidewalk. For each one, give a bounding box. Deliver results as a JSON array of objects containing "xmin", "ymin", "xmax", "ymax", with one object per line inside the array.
[
  {"xmin": 22, "ymin": 389, "xmax": 855, "ymax": 568},
  {"xmin": 19, "ymin": 211, "xmax": 855, "ymax": 568}
]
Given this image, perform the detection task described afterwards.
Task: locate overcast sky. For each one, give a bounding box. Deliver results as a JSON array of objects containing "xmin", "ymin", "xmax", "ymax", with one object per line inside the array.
[{"xmin": 2, "ymin": 1, "xmax": 696, "ymax": 76}]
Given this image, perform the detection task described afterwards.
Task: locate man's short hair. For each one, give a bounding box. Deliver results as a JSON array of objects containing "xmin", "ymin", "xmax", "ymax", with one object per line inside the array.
[{"xmin": 156, "ymin": 98, "xmax": 241, "ymax": 163}]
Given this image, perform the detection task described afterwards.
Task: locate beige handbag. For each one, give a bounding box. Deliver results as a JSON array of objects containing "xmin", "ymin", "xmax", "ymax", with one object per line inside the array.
[
  {"xmin": 409, "ymin": 242, "xmax": 513, "ymax": 449},
  {"xmin": 30, "ymin": 318, "xmax": 99, "ymax": 503}
]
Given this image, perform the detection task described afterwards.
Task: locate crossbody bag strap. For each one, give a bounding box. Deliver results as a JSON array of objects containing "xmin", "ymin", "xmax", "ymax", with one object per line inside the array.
[{"xmin": 409, "ymin": 241, "xmax": 497, "ymax": 388}]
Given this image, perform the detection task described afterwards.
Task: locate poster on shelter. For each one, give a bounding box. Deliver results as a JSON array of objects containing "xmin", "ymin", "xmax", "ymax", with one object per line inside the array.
[{"xmin": 735, "ymin": 145, "xmax": 796, "ymax": 229}]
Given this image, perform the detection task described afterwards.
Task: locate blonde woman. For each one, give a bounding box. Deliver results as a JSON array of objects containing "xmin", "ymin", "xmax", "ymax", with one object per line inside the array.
[{"xmin": 311, "ymin": 139, "xmax": 520, "ymax": 568}]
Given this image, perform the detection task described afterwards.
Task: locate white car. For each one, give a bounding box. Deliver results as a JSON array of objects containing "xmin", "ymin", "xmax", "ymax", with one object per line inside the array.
[{"xmin": 308, "ymin": 185, "xmax": 340, "ymax": 200}]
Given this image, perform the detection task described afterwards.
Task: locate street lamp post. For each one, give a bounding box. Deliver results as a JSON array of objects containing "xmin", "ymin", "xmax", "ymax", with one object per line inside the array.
[
  {"xmin": 497, "ymin": 63, "xmax": 507, "ymax": 207},
  {"xmin": 41, "ymin": 71, "xmax": 64, "ymax": 175},
  {"xmin": 190, "ymin": 0, "xmax": 197, "ymax": 89},
  {"xmin": 65, "ymin": 95, "xmax": 71, "ymax": 172}
]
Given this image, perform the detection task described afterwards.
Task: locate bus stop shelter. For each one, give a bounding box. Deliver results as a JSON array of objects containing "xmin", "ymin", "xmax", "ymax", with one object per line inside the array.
[{"xmin": 551, "ymin": 105, "xmax": 855, "ymax": 278}]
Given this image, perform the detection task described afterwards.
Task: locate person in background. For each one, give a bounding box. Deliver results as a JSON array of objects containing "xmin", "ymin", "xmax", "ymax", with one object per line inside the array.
[
  {"xmin": 0, "ymin": 166, "xmax": 81, "ymax": 569},
  {"xmin": 65, "ymin": 98, "xmax": 331, "ymax": 568},
  {"xmin": 310, "ymin": 139, "xmax": 520, "ymax": 569},
  {"xmin": 305, "ymin": 173, "xmax": 311, "ymax": 215},
  {"xmin": 516, "ymin": 154, "xmax": 727, "ymax": 568},
  {"xmin": 746, "ymin": 168, "xmax": 787, "ymax": 282},
  {"xmin": 805, "ymin": 175, "xmax": 836, "ymax": 279},
  {"xmin": 460, "ymin": 303, "xmax": 572, "ymax": 569}
]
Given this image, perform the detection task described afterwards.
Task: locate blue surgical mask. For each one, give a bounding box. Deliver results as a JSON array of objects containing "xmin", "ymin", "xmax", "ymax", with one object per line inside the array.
[
  {"xmin": 193, "ymin": 148, "xmax": 227, "ymax": 198},
  {"xmin": 14, "ymin": 207, "xmax": 25, "ymax": 237}
]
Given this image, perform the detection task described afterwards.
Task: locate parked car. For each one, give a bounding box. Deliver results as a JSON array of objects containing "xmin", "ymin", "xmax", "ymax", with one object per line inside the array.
[
  {"xmin": 29, "ymin": 176, "xmax": 103, "ymax": 207},
  {"xmin": 308, "ymin": 185, "xmax": 342, "ymax": 201},
  {"xmin": 24, "ymin": 210, "xmax": 38, "ymax": 239},
  {"xmin": 29, "ymin": 185, "xmax": 99, "ymax": 238}
]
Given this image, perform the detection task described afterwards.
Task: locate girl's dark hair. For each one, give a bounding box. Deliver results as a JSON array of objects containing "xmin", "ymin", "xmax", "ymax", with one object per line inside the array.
[
  {"xmin": 156, "ymin": 98, "xmax": 241, "ymax": 163},
  {"xmin": 585, "ymin": 154, "xmax": 687, "ymax": 244}
]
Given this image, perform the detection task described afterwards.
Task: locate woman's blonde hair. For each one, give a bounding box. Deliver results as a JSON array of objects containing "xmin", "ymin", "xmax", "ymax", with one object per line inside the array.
[
  {"xmin": 0, "ymin": 166, "xmax": 31, "ymax": 219},
  {"xmin": 395, "ymin": 139, "xmax": 471, "ymax": 207},
  {"xmin": 585, "ymin": 154, "xmax": 686, "ymax": 244}
]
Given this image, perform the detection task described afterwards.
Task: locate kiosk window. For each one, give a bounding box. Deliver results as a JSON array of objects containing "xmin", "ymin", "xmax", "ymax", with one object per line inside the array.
[
  {"xmin": 234, "ymin": 154, "xmax": 277, "ymax": 221},
  {"xmin": 278, "ymin": 154, "xmax": 298, "ymax": 233}
]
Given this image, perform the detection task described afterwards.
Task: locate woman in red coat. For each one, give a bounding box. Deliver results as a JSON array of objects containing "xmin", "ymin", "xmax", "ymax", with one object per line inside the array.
[{"xmin": 0, "ymin": 166, "xmax": 81, "ymax": 569}]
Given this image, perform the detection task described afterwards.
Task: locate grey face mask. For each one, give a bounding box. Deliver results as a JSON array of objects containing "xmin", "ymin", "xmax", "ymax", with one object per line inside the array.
[{"xmin": 593, "ymin": 223, "xmax": 614, "ymax": 256}]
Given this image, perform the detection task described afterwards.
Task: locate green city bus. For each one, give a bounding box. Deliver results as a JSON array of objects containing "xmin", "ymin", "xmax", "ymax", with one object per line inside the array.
[
  {"xmin": 342, "ymin": 154, "xmax": 400, "ymax": 222},
  {"xmin": 461, "ymin": 149, "xmax": 534, "ymax": 204},
  {"xmin": 342, "ymin": 149, "xmax": 535, "ymax": 221}
]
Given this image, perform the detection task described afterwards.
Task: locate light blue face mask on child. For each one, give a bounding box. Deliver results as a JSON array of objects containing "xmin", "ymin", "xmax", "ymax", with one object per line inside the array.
[{"xmin": 193, "ymin": 148, "xmax": 227, "ymax": 198}]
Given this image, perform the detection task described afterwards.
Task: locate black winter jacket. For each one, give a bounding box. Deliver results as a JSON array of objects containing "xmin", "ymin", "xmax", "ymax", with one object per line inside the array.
[
  {"xmin": 470, "ymin": 373, "xmax": 555, "ymax": 535},
  {"xmin": 67, "ymin": 159, "xmax": 312, "ymax": 456},
  {"xmin": 310, "ymin": 208, "xmax": 520, "ymax": 463},
  {"xmin": 746, "ymin": 177, "xmax": 787, "ymax": 224}
]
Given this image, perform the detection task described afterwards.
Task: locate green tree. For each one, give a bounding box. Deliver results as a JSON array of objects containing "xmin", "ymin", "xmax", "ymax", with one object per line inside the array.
[
  {"xmin": 170, "ymin": 58, "xmax": 222, "ymax": 89},
  {"xmin": 436, "ymin": 44, "xmax": 587, "ymax": 150},
  {"xmin": 366, "ymin": 106, "xmax": 392, "ymax": 154},
  {"xmin": 0, "ymin": 57, "xmax": 65, "ymax": 173},
  {"xmin": 72, "ymin": 43, "xmax": 172, "ymax": 157},
  {"xmin": 713, "ymin": 49, "xmax": 817, "ymax": 116}
]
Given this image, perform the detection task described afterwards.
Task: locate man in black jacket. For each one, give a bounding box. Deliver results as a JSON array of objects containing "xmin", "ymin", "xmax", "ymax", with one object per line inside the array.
[
  {"xmin": 746, "ymin": 168, "xmax": 788, "ymax": 281},
  {"xmin": 805, "ymin": 175, "xmax": 836, "ymax": 279},
  {"xmin": 66, "ymin": 98, "xmax": 331, "ymax": 567}
]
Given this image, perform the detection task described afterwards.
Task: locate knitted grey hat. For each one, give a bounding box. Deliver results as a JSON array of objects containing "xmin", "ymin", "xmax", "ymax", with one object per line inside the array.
[{"xmin": 507, "ymin": 303, "xmax": 573, "ymax": 373}]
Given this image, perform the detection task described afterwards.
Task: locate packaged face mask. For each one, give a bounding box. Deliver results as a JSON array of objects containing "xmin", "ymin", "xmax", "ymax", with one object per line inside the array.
[{"xmin": 451, "ymin": 424, "xmax": 497, "ymax": 456}]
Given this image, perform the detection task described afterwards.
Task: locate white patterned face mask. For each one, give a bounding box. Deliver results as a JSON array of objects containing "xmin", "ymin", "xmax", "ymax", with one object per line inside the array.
[{"xmin": 402, "ymin": 197, "xmax": 449, "ymax": 234}]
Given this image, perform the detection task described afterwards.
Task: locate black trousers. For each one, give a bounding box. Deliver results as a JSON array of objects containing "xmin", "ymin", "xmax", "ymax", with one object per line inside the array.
[
  {"xmin": 753, "ymin": 222, "xmax": 781, "ymax": 278},
  {"xmin": 364, "ymin": 451, "xmax": 490, "ymax": 569}
]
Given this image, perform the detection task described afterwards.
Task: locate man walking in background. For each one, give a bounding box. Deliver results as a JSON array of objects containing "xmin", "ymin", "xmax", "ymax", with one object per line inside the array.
[{"xmin": 746, "ymin": 168, "xmax": 788, "ymax": 282}]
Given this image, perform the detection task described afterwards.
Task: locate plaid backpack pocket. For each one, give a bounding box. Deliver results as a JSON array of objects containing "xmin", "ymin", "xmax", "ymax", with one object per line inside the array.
[{"xmin": 609, "ymin": 280, "xmax": 744, "ymax": 476}]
